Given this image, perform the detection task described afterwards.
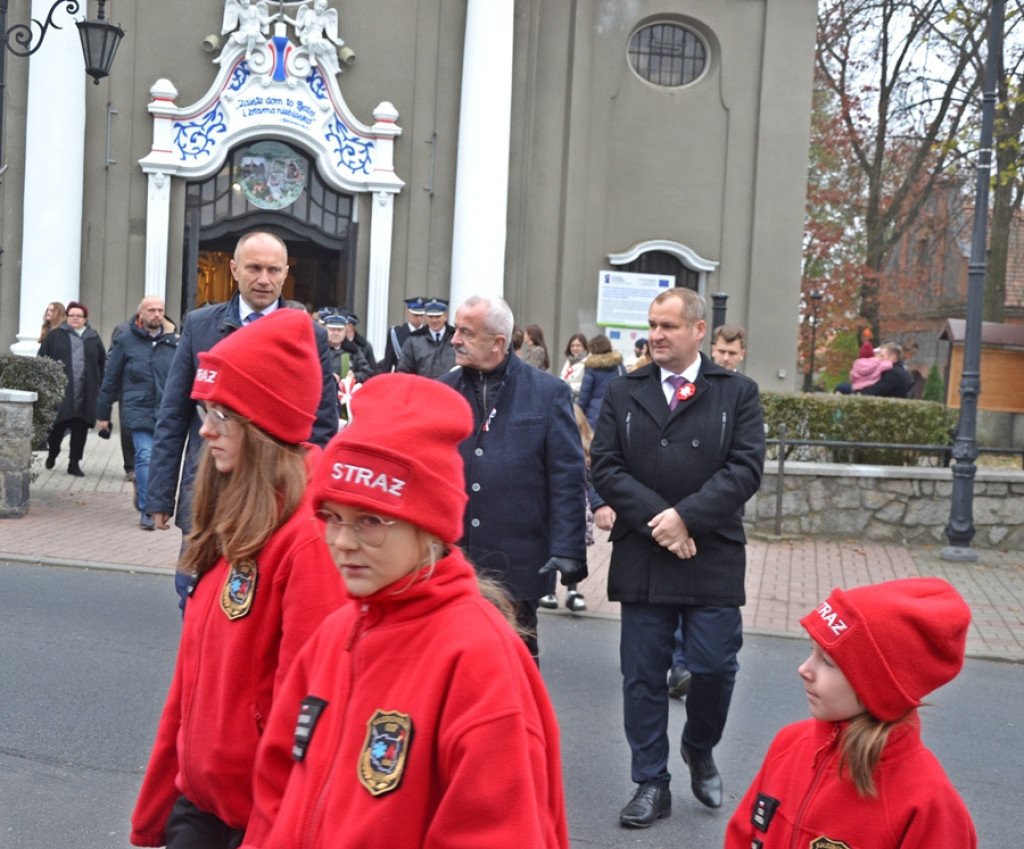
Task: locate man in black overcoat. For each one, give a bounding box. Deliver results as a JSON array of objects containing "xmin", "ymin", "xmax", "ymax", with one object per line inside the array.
[{"xmin": 592, "ymin": 287, "xmax": 765, "ymax": 827}]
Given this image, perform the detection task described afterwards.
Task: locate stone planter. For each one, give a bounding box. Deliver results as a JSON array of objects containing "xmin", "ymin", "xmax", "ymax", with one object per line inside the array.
[{"xmin": 0, "ymin": 389, "xmax": 39, "ymax": 518}]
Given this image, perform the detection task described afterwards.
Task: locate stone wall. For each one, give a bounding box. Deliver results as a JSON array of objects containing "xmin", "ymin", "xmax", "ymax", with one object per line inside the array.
[
  {"xmin": 746, "ymin": 461, "xmax": 1024, "ymax": 548},
  {"xmin": 0, "ymin": 389, "xmax": 38, "ymax": 518}
]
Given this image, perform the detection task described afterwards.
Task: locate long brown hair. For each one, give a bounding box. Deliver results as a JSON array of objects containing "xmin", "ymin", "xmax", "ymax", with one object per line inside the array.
[
  {"xmin": 181, "ymin": 417, "xmax": 309, "ymax": 576},
  {"xmin": 838, "ymin": 712, "xmax": 904, "ymax": 797},
  {"xmin": 39, "ymin": 302, "xmax": 66, "ymax": 342},
  {"xmin": 525, "ymin": 324, "xmax": 550, "ymax": 370}
]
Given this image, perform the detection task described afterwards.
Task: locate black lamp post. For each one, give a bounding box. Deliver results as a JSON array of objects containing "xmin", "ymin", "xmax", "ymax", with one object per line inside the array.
[
  {"xmin": 942, "ymin": 0, "xmax": 1003, "ymax": 562},
  {"xmin": 2, "ymin": 0, "xmax": 123, "ymax": 83},
  {"xmin": 711, "ymin": 292, "xmax": 728, "ymax": 336},
  {"xmin": 803, "ymin": 290, "xmax": 823, "ymax": 391}
]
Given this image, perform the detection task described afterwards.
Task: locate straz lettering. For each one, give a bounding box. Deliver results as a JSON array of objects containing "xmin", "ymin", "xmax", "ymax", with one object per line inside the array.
[
  {"xmin": 195, "ymin": 368, "xmax": 218, "ymax": 384},
  {"xmin": 813, "ymin": 601, "xmax": 848, "ymax": 636},
  {"xmin": 331, "ymin": 462, "xmax": 406, "ymax": 497}
]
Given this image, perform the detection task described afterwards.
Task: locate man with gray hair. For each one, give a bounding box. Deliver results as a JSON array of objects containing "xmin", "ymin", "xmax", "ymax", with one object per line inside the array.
[{"xmin": 440, "ymin": 295, "xmax": 588, "ymax": 659}]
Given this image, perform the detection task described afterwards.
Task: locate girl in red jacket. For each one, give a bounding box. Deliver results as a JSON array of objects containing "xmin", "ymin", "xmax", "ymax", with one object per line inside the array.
[
  {"xmin": 725, "ymin": 577, "xmax": 977, "ymax": 849},
  {"xmin": 131, "ymin": 310, "xmax": 344, "ymax": 848},
  {"xmin": 241, "ymin": 373, "xmax": 569, "ymax": 849}
]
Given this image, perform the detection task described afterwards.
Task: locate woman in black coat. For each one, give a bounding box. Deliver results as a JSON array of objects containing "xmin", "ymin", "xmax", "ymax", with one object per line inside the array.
[{"xmin": 38, "ymin": 300, "xmax": 106, "ymax": 476}]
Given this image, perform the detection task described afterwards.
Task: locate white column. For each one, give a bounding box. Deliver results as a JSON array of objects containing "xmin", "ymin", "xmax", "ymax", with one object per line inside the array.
[
  {"xmin": 448, "ymin": 0, "xmax": 514, "ymax": 309},
  {"xmin": 11, "ymin": 0, "xmax": 86, "ymax": 356},
  {"xmin": 367, "ymin": 191, "xmax": 396, "ymax": 354},
  {"xmin": 144, "ymin": 172, "xmax": 172, "ymax": 301}
]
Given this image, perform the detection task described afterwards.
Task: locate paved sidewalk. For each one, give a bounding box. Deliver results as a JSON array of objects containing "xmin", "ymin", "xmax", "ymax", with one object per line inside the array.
[{"xmin": 3, "ymin": 431, "xmax": 1023, "ymax": 661}]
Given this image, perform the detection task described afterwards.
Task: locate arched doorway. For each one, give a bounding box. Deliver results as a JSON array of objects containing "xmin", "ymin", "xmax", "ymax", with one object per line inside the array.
[{"xmin": 182, "ymin": 140, "xmax": 356, "ymax": 318}]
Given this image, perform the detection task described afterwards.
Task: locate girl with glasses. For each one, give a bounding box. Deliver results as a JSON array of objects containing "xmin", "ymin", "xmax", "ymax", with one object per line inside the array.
[
  {"xmin": 242, "ymin": 374, "xmax": 569, "ymax": 849},
  {"xmin": 131, "ymin": 310, "xmax": 344, "ymax": 849}
]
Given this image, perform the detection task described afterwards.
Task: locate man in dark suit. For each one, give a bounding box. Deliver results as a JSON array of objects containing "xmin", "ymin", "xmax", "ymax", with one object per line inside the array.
[
  {"xmin": 379, "ymin": 296, "xmax": 426, "ymax": 372},
  {"xmin": 592, "ymin": 287, "xmax": 765, "ymax": 828},
  {"xmin": 440, "ymin": 295, "xmax": 588, "ymax": 659}
]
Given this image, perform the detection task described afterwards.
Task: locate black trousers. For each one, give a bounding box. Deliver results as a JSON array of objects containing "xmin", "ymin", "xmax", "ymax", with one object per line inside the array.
[
  {"xmin": 165, "ymin": 795, "xmax": 244, "ymax": 849},
  {"xmin": 511, "ymin": 598, "xmax": 540, "ymax": 662},
  {"xmin": 620, "ymin": 602, "xmax": 742, "ymax": 786},
  {"xmin": 47, "ymin": 417, "xmax": 89, "ymax": 465}
]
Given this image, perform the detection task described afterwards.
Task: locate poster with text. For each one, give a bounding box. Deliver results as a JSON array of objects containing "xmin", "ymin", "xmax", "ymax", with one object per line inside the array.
[{"xmin": 596, "ymin": 270, "xmax": 675, "ymax": 328}]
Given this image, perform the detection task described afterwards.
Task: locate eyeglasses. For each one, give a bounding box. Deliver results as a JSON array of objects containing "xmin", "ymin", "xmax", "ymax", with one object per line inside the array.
[
  {"xmin": 66, "ymin": 312, "xmax": 85, "ymax": 318},
  {"xmin": 196, "ymin": 402, "xmax": 237, "ymax": 435},
  {"xmin": 312, "ymin": 510, "xmax": 397, "ymax": 547}
]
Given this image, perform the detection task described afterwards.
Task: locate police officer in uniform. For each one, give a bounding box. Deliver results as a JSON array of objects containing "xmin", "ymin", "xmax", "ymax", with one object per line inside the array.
[
  {"xmin": 380, "ymin": 296, "xmax": 426, "ymax": 372},
  {"xmin": 396, "ymin": 298, "xmax": 456, "ymax": 378}
]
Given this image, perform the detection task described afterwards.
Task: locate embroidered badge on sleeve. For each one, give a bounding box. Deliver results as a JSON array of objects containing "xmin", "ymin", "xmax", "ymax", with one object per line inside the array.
[
  {"xmin": 358, "ymin": 709, "xmax": 413, "ymax": 796},
  {"xmin": 810, "ymin": 837, "xmax": 852, "ymax": 849}
]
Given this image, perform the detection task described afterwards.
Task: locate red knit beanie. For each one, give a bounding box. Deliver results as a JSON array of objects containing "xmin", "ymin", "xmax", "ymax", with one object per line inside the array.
[
  {"xmin": 859, "ymin": 341, "xmax": 875, "ymax": 358},
  {"xmin": 312, "ymin": 374, "xmax": 472, "ymax": 543},
  {"xmin": 801, "ymin": 578, "xmax": 970, "ymax": 722},
  {"xmin": 190, "ymin": 309, "xmax": 320, "ymax": 444}
]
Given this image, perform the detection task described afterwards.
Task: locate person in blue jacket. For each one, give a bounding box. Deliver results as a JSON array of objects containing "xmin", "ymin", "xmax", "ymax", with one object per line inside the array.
[
  {"xmin": 440, "ymin": 295, "xmax": 588, "ymax": 660},
  {"xmin": 96, "ymin": 296, "xmax": 180, "ymax": 530}
]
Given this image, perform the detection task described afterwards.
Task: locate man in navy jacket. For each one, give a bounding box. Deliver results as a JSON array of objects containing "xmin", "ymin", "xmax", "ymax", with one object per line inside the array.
[
  {"xmin": 592, "ymin": 288, "xmax": 764, "ymax": 827},
  {"xmin": 147, "ymin": 232, "xmax": 339, "ymax": 605},
  {"xmin": 440, "ymin": 295, "xmax": 587, "ymax": 659}
]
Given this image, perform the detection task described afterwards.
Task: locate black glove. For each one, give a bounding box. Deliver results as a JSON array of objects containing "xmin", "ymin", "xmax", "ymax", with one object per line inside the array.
[{"xmin": 539, "ymin": 556, "xmax": 588, "ymax": 587}]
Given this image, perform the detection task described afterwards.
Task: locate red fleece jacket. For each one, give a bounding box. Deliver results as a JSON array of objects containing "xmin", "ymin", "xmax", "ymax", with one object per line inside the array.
[
  {"xmin": 241, "ymin": 548, "xmax": 569, "ymax": 849},
  {"xmin": 725, "ymin": 716, "xmax": 976, "ymax": 849},
  {"xmin": 130, "ymin": 460, "xmax": 344, "ymax": 847}
]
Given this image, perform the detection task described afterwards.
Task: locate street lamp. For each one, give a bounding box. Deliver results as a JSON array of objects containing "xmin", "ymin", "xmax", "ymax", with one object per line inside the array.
[
  {"xmin": 1, "ymin": 0, "xmax": 123, "ymax": 84},
  {"xmin": 942, "ymin": 0, "xmax": 1003, "ymax": 562},
  {"xmin": 803, "ymin": 290, "xmax": 823, "ymax": 391}
]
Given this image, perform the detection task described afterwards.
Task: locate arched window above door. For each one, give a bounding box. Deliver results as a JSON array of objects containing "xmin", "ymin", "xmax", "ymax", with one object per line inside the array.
[{"xmin": 608, "ymin": 239, "xmax": 718, "ymax": 294}]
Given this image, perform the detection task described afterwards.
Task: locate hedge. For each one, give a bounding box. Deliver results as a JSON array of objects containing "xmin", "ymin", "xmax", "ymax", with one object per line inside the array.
[
  {"xmin": 760, "ymin": 391, "xmax": 958, "ymax": 466},
  {"xmin": 0, "ymin": 353, "xmax": 67, "ymax": 448}
]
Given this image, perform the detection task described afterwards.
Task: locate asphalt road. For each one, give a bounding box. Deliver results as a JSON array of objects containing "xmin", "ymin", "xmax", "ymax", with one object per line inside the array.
[{"xmin": 0, "ymin": 561, "xmax": 1019, "ymax": 848}]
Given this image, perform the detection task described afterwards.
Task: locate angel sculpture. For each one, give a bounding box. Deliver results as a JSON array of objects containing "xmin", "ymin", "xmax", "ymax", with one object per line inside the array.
[
  {"xmin": 290, "ymin": 0, "xmax": 345, "ymax": 77},
  {"xmin": 222, "ymin": 0, "xmax": 274, "ymax": 60}
]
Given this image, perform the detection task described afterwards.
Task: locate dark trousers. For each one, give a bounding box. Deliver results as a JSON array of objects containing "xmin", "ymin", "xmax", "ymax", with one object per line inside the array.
[
  {"xmin": 620, "ymin": 602, "xmax": 742, "ymax": 786},
  {"xmin": 511, "ymin": 598, "xmax": 540, "ymax": 662},
  {"xmin": 165, "ymin": 795, "xmax": 244, "ymax": 849},
  {"xmin": 118, "ymin": 403, "xmax": 135, "ymax": 471},
  {"xmin": 47, "ymin": 417, "xmax": 89, "ymax": 465}
]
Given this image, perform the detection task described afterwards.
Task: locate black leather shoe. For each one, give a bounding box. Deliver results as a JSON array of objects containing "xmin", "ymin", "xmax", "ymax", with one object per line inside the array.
[
  {"xmin": 619, "ymin": 782, "xmax": 671, "ymax": 828},
  {"xmin": 67, "ymin": 463, "xmax": 85, "ymax": 477},
  {"xmin": 45, "ymin": 455, "xmax": 56, "ymax": 470},
  {"xmin": 681, "ymin": 743, "xmax": 722, "ymax": 808},
  {"xmin": 667, "ymin": 665, "xmax": 692, "ymax": 699}
]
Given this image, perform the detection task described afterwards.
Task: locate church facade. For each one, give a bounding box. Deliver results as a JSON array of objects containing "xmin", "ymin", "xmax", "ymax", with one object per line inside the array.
[{"xmin": 1, "ymin": 0, "xmax": 816, "ymax": 390}]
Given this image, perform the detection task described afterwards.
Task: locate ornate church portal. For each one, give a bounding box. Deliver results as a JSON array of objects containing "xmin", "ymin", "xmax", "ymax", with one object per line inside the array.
[{"xmin": 139, "ymin": 0, "xmax": 403, "ymax": 343}]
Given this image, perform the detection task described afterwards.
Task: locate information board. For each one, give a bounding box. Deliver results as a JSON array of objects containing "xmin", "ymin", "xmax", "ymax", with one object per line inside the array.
[{"xmin": 596, "ymin": 270, "xmax": 675, "ymax": 328}]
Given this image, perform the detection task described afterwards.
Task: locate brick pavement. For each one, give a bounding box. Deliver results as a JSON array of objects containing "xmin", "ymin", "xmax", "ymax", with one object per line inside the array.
[{"xmin": 3, "ymin": 432, "xmax": 1023, "ymax": 661}]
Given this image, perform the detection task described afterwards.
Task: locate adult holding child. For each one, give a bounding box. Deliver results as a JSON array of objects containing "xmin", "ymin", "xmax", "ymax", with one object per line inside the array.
[
  {"xmin": 130, "ymin": 309, "xmax": 344, "ymax": 848},
  {"xmin": 241, "ymin": 374, "xmax": 569, "ymax": 849}
]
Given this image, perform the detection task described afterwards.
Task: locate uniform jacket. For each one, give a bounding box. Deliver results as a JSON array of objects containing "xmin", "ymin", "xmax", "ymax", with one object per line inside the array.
[
  {"xmin": 96, "ymin": 318, "xmax": 180, "ymax": 432},
  {"xmin": 440, "ymin": 353, "xmax": 587, "ymax": 600},
  {"xmin": 576, "ymin": 350, "xmax": 626, "ymax": 428},
  {"xmin": 147, "ymin": 294, "xmax": 340, "ymax": 531},
  {"xmin": 37, "ymin": 323, "xmax": 107, "ymax": 425},
  {"xmin": 724, "ymin": 717, "xmax": 977, "ymax": 849},
  {"xmin": 591, "ymin": 355, "xmax": 765, "ymax": 606},
  {"xmin": 396, "ymin": 324, "xmax": 456, "ymax": 378},
  {"xmin": 380, "ymin": 322, "xmax": 414, "ymax": 372},
  {"xmin": 130, "ymin": 455, "xmax": 344, "ymax": 847},
  {"xmin": 241, "ymin": 548, "xmax": 569, "ymax": 849}
]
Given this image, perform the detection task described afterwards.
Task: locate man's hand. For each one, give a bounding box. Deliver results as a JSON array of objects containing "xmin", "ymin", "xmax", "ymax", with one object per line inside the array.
[
  {"xmin": 594, "ymin": 505, "xmax": 616, "ymax": 531},
  {"xmin": 648, "ymin": 508, "xmax": 696, "ymax": 560},
  {"xmin": 539, "ymin": 556, "xmax": 588, "ymax": 586},
  {"xmin": 96, "ymin": 420, "xmax": 110, "ymax": 432},
  {"xmin": 152, "ymin": 512, "xmax": 171, "ymax": 530}
]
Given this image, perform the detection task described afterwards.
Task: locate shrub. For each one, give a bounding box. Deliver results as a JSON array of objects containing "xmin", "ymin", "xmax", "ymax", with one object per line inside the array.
[
  {"xmin": 922, "ymin": 364, "xmax": 945, "ymax": 403},
  {"xmin": 760, "ymin": 390, "xmax": 957, "ymax": 466},
  {"xmin": 0, "ymin": 353, "xmax": 67, "ymax": 448}
]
